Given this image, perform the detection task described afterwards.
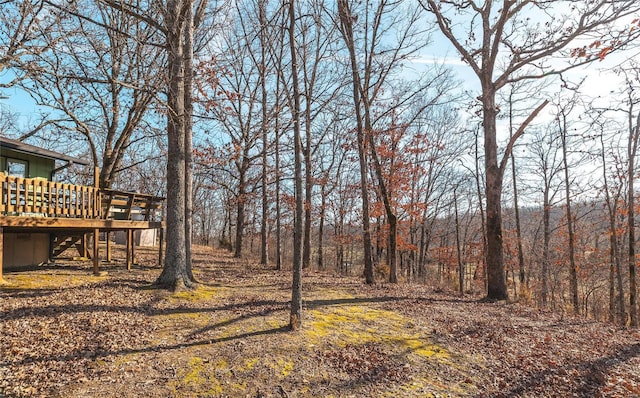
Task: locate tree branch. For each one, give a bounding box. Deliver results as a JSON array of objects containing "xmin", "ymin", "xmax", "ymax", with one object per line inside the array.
[{"xmin": 499, "ymin": 99, "xmax": 549, "ymax": 174}]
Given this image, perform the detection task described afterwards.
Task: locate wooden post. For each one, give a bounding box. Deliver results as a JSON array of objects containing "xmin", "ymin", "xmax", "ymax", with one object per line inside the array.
[
  {"xmin": 94, "ymin": 166, "xmax": 100, "ymax": 189},
  {"xmin": 158, "ymin": 227, "xmax": 164, "ymax": 267},
  {"xmin": 48, "ymin": 233, "xmax": 55, "ymax": 263},
  {"xmin": 94, "ymin": 166, "xmax": 100, "ymax": 219},
  {"xmin": 132, "ymin": 231, "xmax": 136, "ymax": 267},
  {"xmin": 93, "ymin": 168, "xmax": 101, "ymax": 274},
  {"xmin": 105, "ymin": 231, "xmax": 111, "ymax": 262},
  {"xmin": 0, "ymin": 227, "xmax": 4, "ymax": 282},
  {"xmin": 82, "ymin": 233, "xmax": 88, "ymax": 258},
  {"xmin": 126, "ymin": 229, "xmax": 132, "ymax": 270},
  {"xmin": 93, "ymin": 228, "xmax": 100, "ymax": 275}
]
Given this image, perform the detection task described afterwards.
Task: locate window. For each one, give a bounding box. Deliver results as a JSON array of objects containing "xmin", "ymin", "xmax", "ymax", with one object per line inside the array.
[{"xmin": 7, "ymin": 158, "xmax": 28, "ymax": 177}]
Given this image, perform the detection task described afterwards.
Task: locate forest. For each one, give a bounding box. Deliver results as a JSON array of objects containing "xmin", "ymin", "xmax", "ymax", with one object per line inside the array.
[{"xmin": 3, "ymin": 0, "xmax": 640, "ymax": 330}]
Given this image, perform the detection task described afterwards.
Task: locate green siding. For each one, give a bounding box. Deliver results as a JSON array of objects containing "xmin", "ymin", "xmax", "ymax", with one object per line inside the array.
[{"xmin": 0, "ymin": 149, "xmax": 56, "ymax": 180}]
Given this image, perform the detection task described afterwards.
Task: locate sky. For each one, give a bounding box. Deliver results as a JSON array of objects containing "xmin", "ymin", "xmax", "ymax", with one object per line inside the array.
[
  {"xmin": 0, "ymin": 71, "xmax": 42, "ymax": 130},
  {"xmin": 2, "ymin": 1, "xmax": 638, "ymax": 142}
]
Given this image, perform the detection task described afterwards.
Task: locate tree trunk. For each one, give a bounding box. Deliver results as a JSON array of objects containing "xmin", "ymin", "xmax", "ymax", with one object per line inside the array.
[
  {"xmin": 337, "ymin": 0, "xmax": 373, "ymax": 284},
  {"xmin": 259, "ymin": 0, "xmax": 269, "ymax": 266},
  {"xmin": 288, "ymin": 0, "xmax": 303, "ymax": 331},
  {"xmin": 275, "ymin": 128, "xmax": 282, "ymax": 271},
  {"xmin": 365, "ymin": 127, "xmax": 398, "ymax": 283},
  {"xmin": 418, "ymin": 223, "xmax": 426, "ymax": 280},
  {"xmin": 303, "ymin": 105, "xmax": 312, "ymax": 270},
  {"xmin": 387, "ymin": 212, "xmax": 398, "ymax": 283},
  {"xmin": 155, "ymin": 0, "xmax": 192, "ymax": 289},
  {"xmin": 628, "ymin": 110, "xmax": 640, "ymax": 327},
  {"xmin": 542, "ymin": 183, "xmax": 551, "ymax": 307},
  {"xmin": 560, "ymin": 117, "xmax": 579, "ymax": 315},
  {"xmin": 317, "ymin": 182, "xmax": 326, "ymax": 270},
  {"xmin": 482, "ymin": 84, "xmax": 507, "ymax": 300},
  {"xmin": 510, "ymin": 132, "xmax": 525, "ymax": 292},
  {"xmin": 594, "ymin": 128, "xmax": 621, "ymax": 321},
  {"xmin": 183, "ymin": 1, "xmax": 195, "ymax": 283},
  {"xmin": 275, "ymin": 74, "xmax": 283, "ymax": 271},
  {"xmin": 234, "ymin": 179, "xmax": 245, "ymax": 258},
  {"xmin": 473, "ymin": 130, "xmax": 487, "ymax": 288},
  {"xmin": 454, "ymin": 187, "xmax": 463, "ymax": 293}
]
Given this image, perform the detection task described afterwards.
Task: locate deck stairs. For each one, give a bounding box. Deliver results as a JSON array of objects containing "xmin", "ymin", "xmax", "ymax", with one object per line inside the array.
[{"xmin": 51, "ymin": 234, "xmax": 90, "ymax": 258}]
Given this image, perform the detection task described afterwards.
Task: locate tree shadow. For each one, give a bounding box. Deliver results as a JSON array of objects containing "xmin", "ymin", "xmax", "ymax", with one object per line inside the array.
[
  {"xmin": 0, "ymin": 287, "xmax": 61, "ymax": 299},
  {"xmin": 304, "ymin": 296, "xmax": 408, "ymax": 308},
  {"xmin": 3, "ymin": 324, "xmax": 290, "ymax": 368},
  {"xmin": 0, "ymin": 296, "xmax": 292, "ymax": 321},
  {"xmin": 485, "ymin": 343, "xmax": 640, "ymax": 397}
]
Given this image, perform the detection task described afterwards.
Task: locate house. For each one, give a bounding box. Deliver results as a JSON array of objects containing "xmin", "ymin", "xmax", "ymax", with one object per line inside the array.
[{"xmin": 0, "ymin": 136, "xmax": 164, "ymax": 280}]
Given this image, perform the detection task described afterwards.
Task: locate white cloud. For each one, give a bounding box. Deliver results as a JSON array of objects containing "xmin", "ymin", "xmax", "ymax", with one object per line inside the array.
[{"xmin": 408, "ymin": 55, "xmax": 468, "ymax": 67}]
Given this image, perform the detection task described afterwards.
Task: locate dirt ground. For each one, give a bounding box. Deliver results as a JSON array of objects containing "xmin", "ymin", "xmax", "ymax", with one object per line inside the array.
[{"xmin": 1, "ymin": 245, "xmax": 640, "ymax": 397}]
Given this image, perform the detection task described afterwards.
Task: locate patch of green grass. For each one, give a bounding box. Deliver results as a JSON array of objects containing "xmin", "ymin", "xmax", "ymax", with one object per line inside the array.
[
  {"xmin": 170, "ymin": 285, "xmax": 221, "ymax": 302},
  {"xmin": 2, "ymin": 273, "xmax": 107, "ymax": 290}
]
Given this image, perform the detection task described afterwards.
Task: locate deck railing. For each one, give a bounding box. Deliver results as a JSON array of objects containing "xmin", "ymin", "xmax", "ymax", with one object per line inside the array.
[
  {"xmin": 0, "ymin": 174, "xmax": 164, "ymax": 221},
  {"xmin": 0, "ymin": 174, "xmax": 100, "ymax": 218},
  {"xmin": 100, "ymin": 188, "xmax": 164, "ymax": 221}
]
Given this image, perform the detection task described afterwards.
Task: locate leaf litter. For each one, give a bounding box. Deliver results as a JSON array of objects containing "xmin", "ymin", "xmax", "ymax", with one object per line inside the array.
[{"xmin": 0, "ymin": 245, "xmax": 639, "ymax": 397}]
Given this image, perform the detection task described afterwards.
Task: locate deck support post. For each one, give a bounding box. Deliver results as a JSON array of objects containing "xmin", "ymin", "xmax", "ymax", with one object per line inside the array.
[
  {"xmin": 158, "ymin": 227, "xmax": 164, "ymax": 267},
  {"xmin": 0, "ymin": 227, "xmax": 4, "ymax": 282},
  {"xmin": 132, "ymin": 232, "xmax": 136, "ymax": 267},
  {"xmin": 48, "ymin": 233, "xmax": 55, "ymax": 263},
  {"xmin": 82, "ymin": 233, "xmax": 88, "ymax": 258},
  {"xmin": 105, "ymin": 231, "xmax": 111, "ymax": 262},
  {"xmin": 92, "ymin": 228, "xmax": 99, "ymax": 275},
  {"xmin": 126, "ymin": 229, "xmax": 132, "ymax": 270}
]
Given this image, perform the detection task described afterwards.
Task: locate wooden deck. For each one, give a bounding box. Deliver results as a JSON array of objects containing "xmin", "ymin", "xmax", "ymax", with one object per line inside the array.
[
  {"xmin": 0, "ymin": 216, "xmax": 162, "ymax": 230},
  {"xmin": 0, "ymin": 174, "xmax": 165, "ymax": 279}
]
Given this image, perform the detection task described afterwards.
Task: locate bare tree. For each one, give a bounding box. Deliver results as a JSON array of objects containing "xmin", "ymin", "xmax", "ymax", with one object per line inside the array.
[
  {"xmin": 620, "ymin": 65, "xmax": 640, "ymax": 327},
  {"xmin": 23, "ymin": 0, "xmax": 164, "ymax": 188},
  {"xmin": 156, "ymin": 0, "xmax": 194, "ymax": 288},
  {"xmin": 500, "ymin": 81, "xmax": 547, "ymax": 294},
  {"xmin": 557, "ymin": 100, "xmax": 580, "ymax": 314},
  {"xmin": 200, "ymin": 0, "xmax": 270, "ymax": 259},
  {"xmin": 336, "ymin": 0, "xmax": 435, "ymax": 283},
  {"xmin": 528, "ymin": 125, "xmax": 564, "ymax": 307},
  {"xmin": 287, "ymin": 0, "xmax": 304, "ymax": 331},
  {"xmin": 595, "ymin": 123, "xmax": 626, "ymax": 324},
  {"xmin": 257, "ymin": 0, "xmax": 270, "ymax": 266},
  {"xmin": 0, "ymin": 0, "xmax": 60, "ymax": 86},
  {"xmin": 298, "ymin": 0, "xmax": 342, "ymax": 270},
  {"xmin": 336, "ymin": 0, "xmax": 374, "ymax": 284},
  {"xmin": 420, "ymin": 0, "xmax": 640, "ymax": 300}
]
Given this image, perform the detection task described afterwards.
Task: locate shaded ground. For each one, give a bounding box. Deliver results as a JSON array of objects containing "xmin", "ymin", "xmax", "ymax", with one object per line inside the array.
[{"xmin": 1, "ymin": 245, "xmax": 639, "ymax": 397}]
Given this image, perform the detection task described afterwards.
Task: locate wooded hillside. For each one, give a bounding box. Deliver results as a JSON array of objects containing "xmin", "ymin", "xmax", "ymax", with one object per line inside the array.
[
  {"xmin": 1, "ymin": 246, "xmax": 639, "ymax": 397},
  {"xmin": 3, "ymin": 0, "xmax": 640, "ymax": 340}
]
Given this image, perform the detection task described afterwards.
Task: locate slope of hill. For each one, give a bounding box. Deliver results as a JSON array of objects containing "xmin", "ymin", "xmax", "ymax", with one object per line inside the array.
[{"xmin": 1, "ymin": 246, "xmax": 639, "ymax": 397}]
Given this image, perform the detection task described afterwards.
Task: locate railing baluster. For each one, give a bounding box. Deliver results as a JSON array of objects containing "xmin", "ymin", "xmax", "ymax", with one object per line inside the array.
[{"xmin": 0, "ymin": 174, "xmax": 5, "ymax": 213}]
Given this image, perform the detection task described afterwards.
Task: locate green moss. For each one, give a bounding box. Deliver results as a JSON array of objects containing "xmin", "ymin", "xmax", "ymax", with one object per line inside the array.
[
  {"xmin": 182, "ymin": 357, "xmax": 206, "ymax": 385},
  {"xmin": 276, "ymin": 357, "xmax": 294, "ymax": 378},
  {"xmin": 244, "ymin": 357, "xmax": 259, "ymax": 370},
  {"xmin": 2, "ymin": 273, "xmax": 107, "ymax": 290},
  {"xmin": 170, "ymin": 285, "xmax": 220, "ymax": 302},
  {"xmin": 170, "ymin": 356, "xmax": 225, "ymax": 396},
  {"xmin": 390, "ymin": 336, "xmax": 449, "ymax": 359},
  {"xmin": 305, "ymin": 303, "xmax": 451, "ymax": 381}
]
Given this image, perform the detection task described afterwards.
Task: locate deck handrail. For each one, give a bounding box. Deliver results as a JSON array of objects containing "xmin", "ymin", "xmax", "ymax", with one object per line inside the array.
[
  {"xmin": 0, "ymin": 174, "xmax": 100, "ymax": 218},
  {"xmin": 0, "ymin": 174, "xmax": 164, "ymax": 221},
  {"xmin": 99, "ymin": 188, "xmax": 164, "ymax": 221}
]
